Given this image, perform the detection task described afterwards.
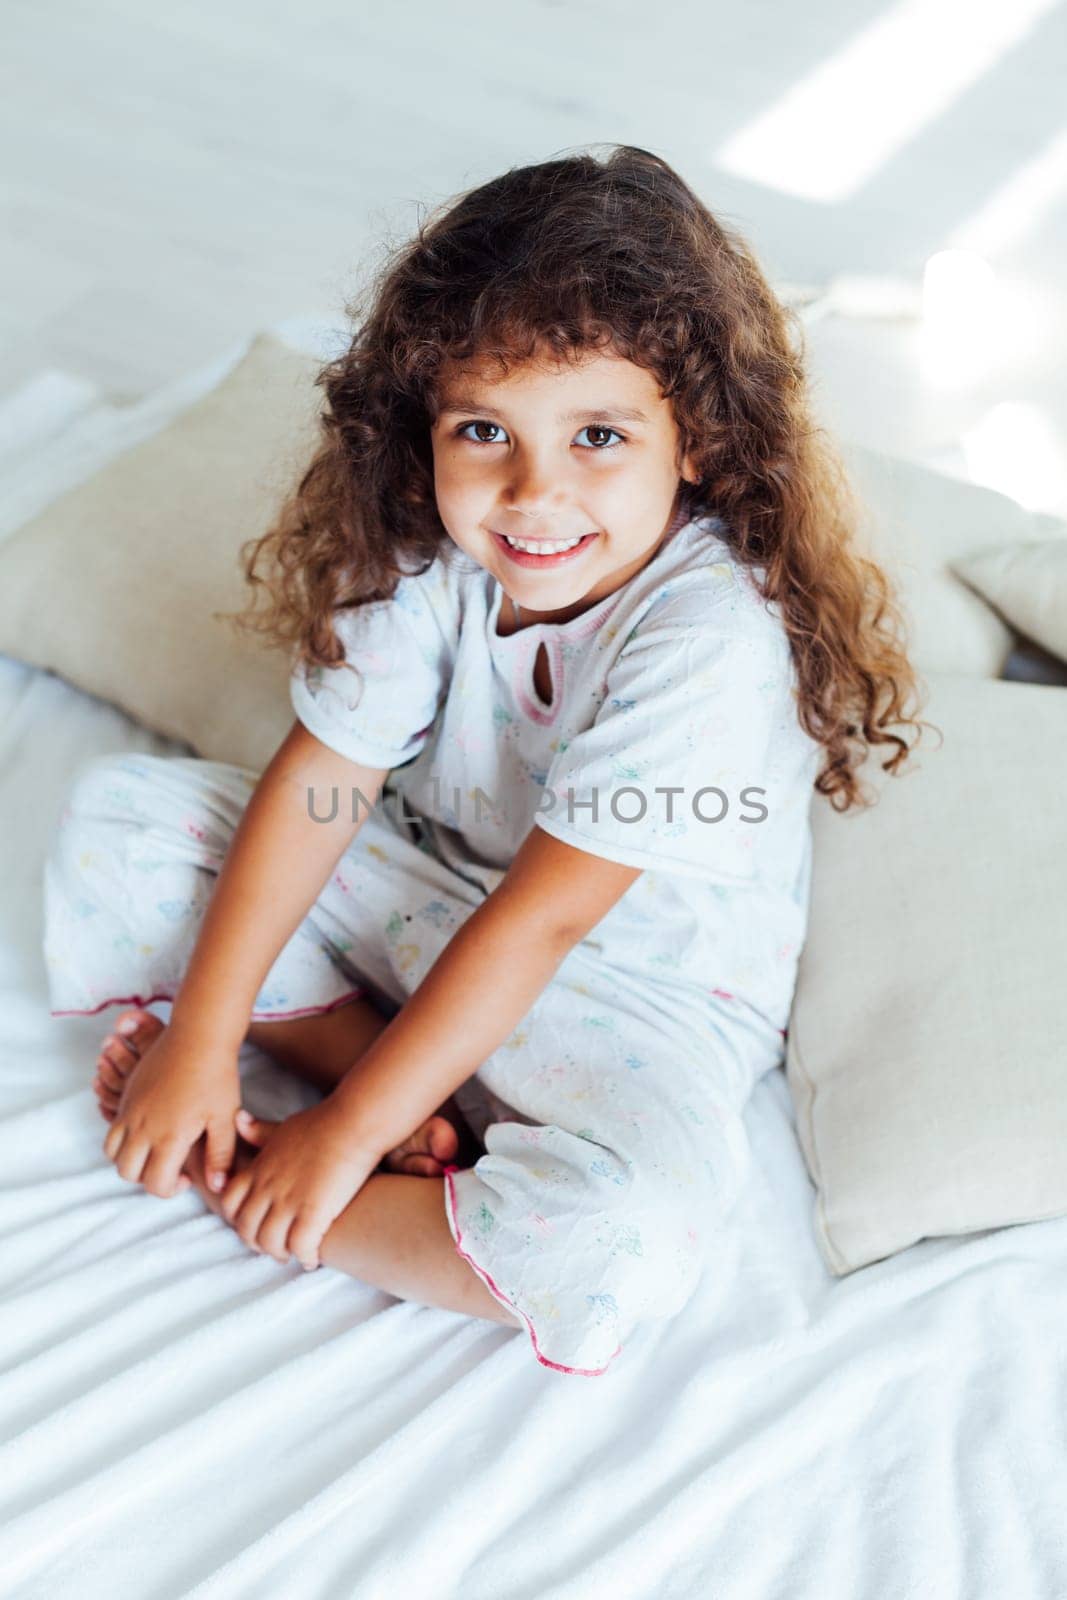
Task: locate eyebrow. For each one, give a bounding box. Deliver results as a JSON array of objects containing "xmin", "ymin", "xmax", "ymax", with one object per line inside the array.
[{"xmin": 436, "ymin": 391, "xmax": 652, "ymax": 424}]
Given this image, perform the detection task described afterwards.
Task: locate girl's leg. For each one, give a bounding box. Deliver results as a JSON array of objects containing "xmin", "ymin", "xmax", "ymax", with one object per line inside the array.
[
  {"xmin": 245, "ymin": 996, "xmax": 391, "ymax": 1093},
  {"xmin": 52, "ymin": 752, "xmax": 486, "ymax": 1163},
  {"xmin": 244, "ymin": 1000, "xmax": 481, "ymax": 1168},
  {"xmin": 96, "ymin": 1003, "xmax": 507, "ymax": 1321},
  {"xmin": 51, "ymin": 753, "xmax": 500, "ymax": 1310},
  {"xmin": 180, "ymin": 1128, "xmax": 522, "ymax": 1328}
]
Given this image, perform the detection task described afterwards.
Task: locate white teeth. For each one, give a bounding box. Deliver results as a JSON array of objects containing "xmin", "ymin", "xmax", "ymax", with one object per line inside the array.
[{"xmin": 501, "ymin": 533, "xmax": 589, "ymax": 554}]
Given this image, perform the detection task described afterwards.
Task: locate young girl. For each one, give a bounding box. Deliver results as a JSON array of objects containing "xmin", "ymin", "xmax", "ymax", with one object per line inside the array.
[{"xmin": 43, "ymin": 145, "xmax": 925, "ymax": 1378}]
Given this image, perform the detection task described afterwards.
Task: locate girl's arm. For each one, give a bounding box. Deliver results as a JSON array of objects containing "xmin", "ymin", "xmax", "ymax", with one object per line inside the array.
[
  {"xmin": 212, "ymin": 812, "xmax": 642, "ymax": 1268},
  {"xmin": 169, "ymin": 720, "xmax": 390, "ymax": 1047},
  {"xmin": 327, "ymin": 825, "xmax": 642, "ymax": 1153}
]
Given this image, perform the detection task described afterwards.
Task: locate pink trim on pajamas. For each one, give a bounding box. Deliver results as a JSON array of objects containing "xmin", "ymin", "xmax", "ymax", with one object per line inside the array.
[
  {"xmin": 443, "ymin": 1164, "xmax": 622, "ymax": 1377},
  {"xmin": 50, "ymin": 988, "xmax": 366, "ymax": 1022}
]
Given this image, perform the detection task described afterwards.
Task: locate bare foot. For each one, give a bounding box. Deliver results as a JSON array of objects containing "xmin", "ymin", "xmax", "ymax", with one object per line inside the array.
[
  {"xmin": 92, "ymin": 1005, "xmax": 165, "ymax": 1122},
  {"xmin": 382, "ymin": 1105, "xmax": 477, "ymax": 1178}
]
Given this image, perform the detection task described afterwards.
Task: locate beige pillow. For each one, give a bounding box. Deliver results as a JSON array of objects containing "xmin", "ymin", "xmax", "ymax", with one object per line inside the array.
[
  {"xmin": 839, "ymin": 441, "xmax": 1067, "ymax": 677},
  {"xmin": 786, "ymin": 673, "xmax": 1067, "ymax": 1275},
  {"xmin": 951, "ymin": 540, "xmax": 1067, "ymax": 666},
  {"xmin": 0, "ymin": 332, "xmax": 323, "ymax": 772}
]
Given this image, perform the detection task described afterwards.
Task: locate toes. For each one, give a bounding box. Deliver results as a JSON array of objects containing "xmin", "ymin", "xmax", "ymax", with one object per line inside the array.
[
  {"xmin": 381, "ymin": 1115, "xmax": 460, "ymax": 1177},
  {"xmin": 95, "ymin": 1055, "xmax": 128, "ymax": 1092},
  {"xmin": 384, "ymin": 1151, "xmax": 444, "ymax": 1178},
  {"xmin": 114, "ymin": 1005, "xmax": 153, "ymax": 1030},
  {"xmin": 426, "ymin": 1116, "xmax": 460, "ymax": 1164},
  {"xmin": 95, "ymin": 1007, "xmax": 164, "ymax": 1086},
  {"xmin": 382, "ymin": 1143, "xmax": 441, "ymax": 1176},
  {"xmin": 96, "ymin": 1039, "xmax": 132, "ymax": 1074},
  {"xmin": 96, "ymin": 1037, "xmax": 139, "ymax": 1080},
  {"xmin": 114, "ymin": 1006, "xmax": 164, "ymax": 1052},
  {"xmin": 91, "ymin": 1075, "xmax": 119, "ymax": 1121},
  {"xmin": 404, "ymin": 1154, "xmax": 446, "ymax": 1178}
]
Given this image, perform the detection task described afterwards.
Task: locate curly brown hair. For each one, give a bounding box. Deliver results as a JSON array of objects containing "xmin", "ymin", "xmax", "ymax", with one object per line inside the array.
[{"xmin": 226, "ymin": 144, "xmax": 932, "ymax": 811}]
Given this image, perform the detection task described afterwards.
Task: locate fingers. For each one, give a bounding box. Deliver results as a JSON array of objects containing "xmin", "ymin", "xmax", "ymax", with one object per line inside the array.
[
  {"xmin": 288, "ymin": 1214, "xmax": 327, "ymax": 1273},
  {"xmin": 219, "ymin": 1168, "xmax": 254, "ymax": 1225},
  {"xmin": 103, "ymin": 1118, "xmax": 195, "ymax": 1198},
  {"xmin": 219, "ymin": 1157, "xmax": 322, "ymax": 1270},
  {"xmin": 139, "ymin": 1138, "xmax": 195, "ymax": 1199},
  {"xmin": 103, "ymin": 1120, "xmax": 126, "ymax": 1164},
  {"xmin": 104, "ymin": 1119, "xmax": 151, "ymax": 1185},
  {"xmin": 234, "ymin": 1189, "xmax": 277, "ymax": 1257},
  {"xmin": 254, "ymin": 1206, "xmax": 327, "ymax": 1271},
  {"xmin": 112, "ymin": 1131, "xmax": 152, "ymax": 1187},
  {"xmin": 204, "ymin": 1118, "xmax": 236, "ymax": 1194},
  {"xmin": 219, "ymin": 1169, "xmax": 269, "ymax": 1257},
  {"xmin": 258, "ymin": 1206, "xmax": 299, "ymax": 1266}
]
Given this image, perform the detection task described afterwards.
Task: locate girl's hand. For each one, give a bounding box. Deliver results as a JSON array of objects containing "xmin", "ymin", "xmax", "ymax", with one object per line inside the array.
[
  {"xmin": 103, "ymin": 1021, "xmax": 242, "ymax": 1199},
  {"xmin": 219, "ymin": 1102, "xmax": 380, "ymax": 1270}
]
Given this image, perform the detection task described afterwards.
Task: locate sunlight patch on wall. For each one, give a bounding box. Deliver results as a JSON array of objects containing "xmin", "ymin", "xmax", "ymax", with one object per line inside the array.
[
  {"xmin": 714, "ymin": 0, "xmax": 1061, "ymax": 204},
  {"xmin": 949, "ymin": 126, "xmax": 1067, "ymax": 258}
]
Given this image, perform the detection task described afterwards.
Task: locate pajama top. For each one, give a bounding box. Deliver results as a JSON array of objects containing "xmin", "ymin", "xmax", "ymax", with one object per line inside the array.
[
  {"xmin": 43, "ymin": 504, "xmax": 825, "ymax": 1377},
  {"xmin": 289, "ymin": 508, "xmax": 823, "ymax": 1044}
]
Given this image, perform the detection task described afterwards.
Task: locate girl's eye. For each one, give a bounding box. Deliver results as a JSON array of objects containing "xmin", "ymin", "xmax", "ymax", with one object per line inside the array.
[
  {"xmin": 575, "ymin": 424, "xmax": 625, "ymax": 450},
  {"xmin": 456, "ymin": 421, "xmax": 506, "ymax": 445},
  {"xmin": 455, "ymin": 421, "xmax": 625, "ymax": 450}
]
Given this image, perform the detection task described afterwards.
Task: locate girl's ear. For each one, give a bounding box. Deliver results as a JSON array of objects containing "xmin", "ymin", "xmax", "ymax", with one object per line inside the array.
[{"xmin": 680, "ymin": 450, "xmax": 701, "ymax": 487}]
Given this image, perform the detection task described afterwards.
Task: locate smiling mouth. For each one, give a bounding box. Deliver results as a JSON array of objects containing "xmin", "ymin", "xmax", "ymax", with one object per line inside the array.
[{"xmin": 491, "ymin": 529, "xmax": 600, "ymax": 567}]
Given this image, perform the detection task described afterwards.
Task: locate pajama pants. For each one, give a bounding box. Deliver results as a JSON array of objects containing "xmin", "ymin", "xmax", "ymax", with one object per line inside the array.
[{"xmin": 42, "ymin": 751, "xmax": 783, "ymax": 1377}]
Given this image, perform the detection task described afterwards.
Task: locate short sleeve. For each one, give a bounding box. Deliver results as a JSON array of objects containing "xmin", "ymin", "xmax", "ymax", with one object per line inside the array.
[
  {"xmin": 535, "ymin": 601, "xmax": 798, "ymax": 884},
  {"xmin": 289, "ymin": 563, "xmax": 454, "ymax": 769}
]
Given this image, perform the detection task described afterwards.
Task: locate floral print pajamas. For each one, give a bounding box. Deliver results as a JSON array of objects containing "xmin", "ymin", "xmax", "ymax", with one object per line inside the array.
[{"xmin": 43, "ymin": 506, "xmax": 822, "ymax": 1375}]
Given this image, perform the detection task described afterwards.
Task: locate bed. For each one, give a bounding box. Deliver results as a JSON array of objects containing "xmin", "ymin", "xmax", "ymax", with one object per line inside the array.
[{"xmin": 1, "ymin": 327, "xmax": 1064, "ymax": 1600}]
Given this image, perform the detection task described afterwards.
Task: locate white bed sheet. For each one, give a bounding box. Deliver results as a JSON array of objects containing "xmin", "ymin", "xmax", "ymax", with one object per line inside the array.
[{"xmin": 1, "ymin": 338, "xmax": 1065, "ymax": 1600}]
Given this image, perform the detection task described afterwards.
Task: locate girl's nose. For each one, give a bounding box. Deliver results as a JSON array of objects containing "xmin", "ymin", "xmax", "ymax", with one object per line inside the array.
[{"xmin": 504, "ymin": 457, "xmax": 570, "ymax": 519}]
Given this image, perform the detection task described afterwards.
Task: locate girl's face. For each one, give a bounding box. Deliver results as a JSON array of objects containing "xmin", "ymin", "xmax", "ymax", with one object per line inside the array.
[{"xmin": 430, "ymin": 346, "xmax": 700, "ymax": 626}]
